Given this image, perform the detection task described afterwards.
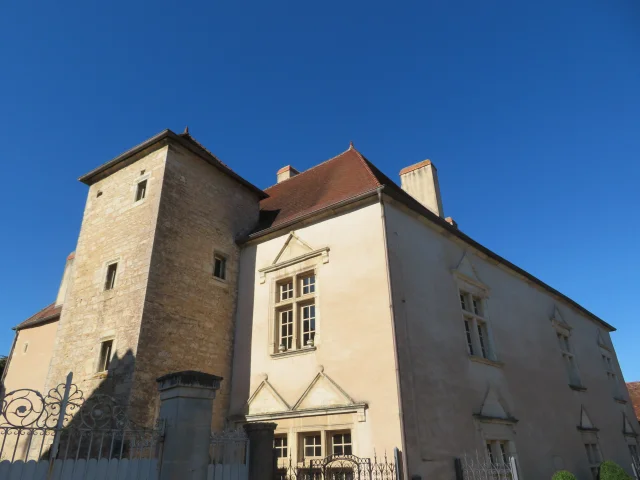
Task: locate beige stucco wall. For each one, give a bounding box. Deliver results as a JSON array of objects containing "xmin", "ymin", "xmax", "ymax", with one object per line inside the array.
[
  {"xmin": 132, "ymin": 143, "xmax": 261, "ymax": 428},
  {"xmin": 230, "ymin": 201, "xmax": 404, "ymax": 461},
  {"xmin": 383, "ymin": 198, "xmax": 639, "ymax": 480},
  {"xmin": 45, "ymin": 146, "xmax": 168, "ymax": 405},
  {"xmin": 4, "ymin": 322, "xmax": 59, "ymax": 394}
]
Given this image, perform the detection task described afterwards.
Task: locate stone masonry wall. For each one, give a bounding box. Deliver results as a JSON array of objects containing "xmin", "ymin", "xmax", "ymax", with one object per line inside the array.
[
  {"xmin": 45, "ymin": 146, "xmax": 168, "ymax": 402},
  {"xmin": 130, "ymin": 143, "xmax": 261, "ymax": 429}
]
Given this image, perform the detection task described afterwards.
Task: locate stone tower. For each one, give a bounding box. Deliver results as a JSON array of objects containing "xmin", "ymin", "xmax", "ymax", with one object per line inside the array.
[{"xmin": 45, "ymin": 130, "xmax": 264, "ymax": 428}]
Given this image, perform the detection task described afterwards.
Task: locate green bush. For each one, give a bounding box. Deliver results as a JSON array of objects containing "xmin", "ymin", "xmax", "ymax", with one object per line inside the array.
[
  {"xmin": 552, "ymin": 470, "xmax": 577, "ymax": 480},
  {"xmin": 598, "ymin": 461, "xmax": 632, "ymax": 480}
]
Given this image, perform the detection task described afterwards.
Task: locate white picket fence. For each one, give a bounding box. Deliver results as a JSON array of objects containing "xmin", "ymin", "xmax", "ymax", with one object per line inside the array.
[{"xmin": 0, "ymin": 458, "xmax": 158, "ymax": 480}]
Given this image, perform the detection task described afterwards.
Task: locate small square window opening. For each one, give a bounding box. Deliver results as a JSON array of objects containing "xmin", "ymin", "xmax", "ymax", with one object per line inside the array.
[
  {"xmin": 279, "ymin": 281, "xmax": 293, "ymax": 301},
  {"xmin": 301, "ymin": 275, "xmax": 316, "ymax": 295},
  {"xmin": 332, "ymin": 433, "xmax": 352, "ymax": 456}
]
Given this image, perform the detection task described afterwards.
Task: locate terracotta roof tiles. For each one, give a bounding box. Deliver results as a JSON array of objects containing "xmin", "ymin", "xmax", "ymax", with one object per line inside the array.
[{"xmin": 15, "ymin": 303, "xmax": 61, "ymax": 331}]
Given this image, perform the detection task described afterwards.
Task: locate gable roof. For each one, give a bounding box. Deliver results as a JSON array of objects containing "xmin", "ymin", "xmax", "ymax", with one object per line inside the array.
[
  {"xmin": 15, "ymin": 303, "xmax": 61, "ymax": 331},
  {"xmin": 78, "ymin": 129, "xmax": 267, "ymax": 199},
  {"xmin": 628, "ymin": 382, "xmax": 640, "ymax": 421},
  {"xmin": 256, "ymin": 145, "xmax": 400, "ymax": 232},
  {"xmin": 249, "ymin": 145, "xmax": 615, "ymax": 333}
]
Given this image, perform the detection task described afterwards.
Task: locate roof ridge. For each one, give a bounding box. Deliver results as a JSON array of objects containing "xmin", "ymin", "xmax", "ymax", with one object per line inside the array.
[
  {"xmin": 350, "ymin": 146, "xmax": 384, "ymax": 188},
  {"xmin": 264, "ymin": 146, "xmax": 354, "ymax": 192}
]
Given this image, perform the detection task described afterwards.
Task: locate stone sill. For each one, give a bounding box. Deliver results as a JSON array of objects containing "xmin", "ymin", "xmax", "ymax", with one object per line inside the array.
[
  {"xmin": 569, "ymin": 384, "xmax": 588, "ymax": 392},
  {"xmin": 614, "ymin": 397, "xmax": 628, "ymax": 405},
  {"xmin": 271, "ymin": 346, "xmax": 317, "ymax": 359},
  {"xmin": 91, "ymin": 372, "xmax": 109, "ymax": 380},
  {"xmin": 469, "ymin": 355, "xmax": 504, "ymax": 368}
]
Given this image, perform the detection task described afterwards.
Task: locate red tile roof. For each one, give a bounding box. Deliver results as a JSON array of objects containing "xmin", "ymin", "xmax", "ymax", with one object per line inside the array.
[
  {"xmin": 628, "ymin": 382, "xmax": 640, "ymax": 421},
  {"xmin": 15, "ymin": 303, "xmax": 61, "ymax": 330},
  {"xmin": 257, "ymin": 146, "xmax": 402, "ymax": 232}
]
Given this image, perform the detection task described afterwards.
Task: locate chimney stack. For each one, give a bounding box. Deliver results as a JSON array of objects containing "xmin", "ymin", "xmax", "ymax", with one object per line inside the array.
[
  {"xmin": 399, "ymin": 160, "xmax": 444, "ymax": 218},
  {"xmin": 277, "ymin": 165, "xmax": 299, "ymax": 183}
]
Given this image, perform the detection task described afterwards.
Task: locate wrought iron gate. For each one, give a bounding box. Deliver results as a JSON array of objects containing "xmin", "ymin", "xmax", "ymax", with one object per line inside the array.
[
  {"xmin": 0, "ymin": 372, "xmax": 163, "ymax": 479},
  {"xmin": 276, "ymin": 453, "xmax": 398, "ymax": 480},
  {"xmin": 456, "ymin": 452, "xmax": 518, "ymax": 480}
]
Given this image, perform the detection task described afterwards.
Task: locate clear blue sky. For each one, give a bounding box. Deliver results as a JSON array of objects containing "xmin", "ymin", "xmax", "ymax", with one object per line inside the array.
[{"xmin": 1, "ymin": 1, "xmax": 638, "ymax": 379}]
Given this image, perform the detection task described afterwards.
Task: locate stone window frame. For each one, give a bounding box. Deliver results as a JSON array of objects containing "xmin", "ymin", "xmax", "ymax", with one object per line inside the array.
[
  {"xmin": 552, "ymin": 321, "xmax": 584, "ymax": 390},
  {"xmin": 132, "ymin": 171, "xmax": 151, "ymax": 206},
  {"xmin": 600, "ymin": 348, "xmax": 624, "ymax": 402},
  {"xmin": 273, "ymin": 270, "xmax": 317, "ymax": 354},
  {"xmin": 102, "ymin": 257, "xmax": 122, "ymax": 295},
  {"xmin": 476, "ymin": 419, "xmax": 520, "ymax": 473},
  {"xmin": 455, "ymin": 278, "xmax": 499, "ymax": 366},
  {"xmin": 297, "ymin": 428, "xmax": 354, "ymax": 461},
  {"xmin": 212, "ymin": 250, "xmax": 229, "ymax": 283},
  {"xmin": 274, "ymin": 434, "xmax": 289, "ymax": 459},
  {"xmin": 94, "ymin": 335, "xmax": 116, "ymax": 374}
]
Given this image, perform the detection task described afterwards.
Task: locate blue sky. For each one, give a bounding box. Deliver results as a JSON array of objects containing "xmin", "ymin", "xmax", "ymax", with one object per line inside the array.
[{"xmin": 1, "ymin": 1, "xmax": 638, "ymax": 379}]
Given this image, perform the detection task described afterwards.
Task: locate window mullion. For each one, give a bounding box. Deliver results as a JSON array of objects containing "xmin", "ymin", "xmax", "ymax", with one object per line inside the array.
[{"xmin": 292, "ymin": 301, "xmax": 299, "ymax": 350}]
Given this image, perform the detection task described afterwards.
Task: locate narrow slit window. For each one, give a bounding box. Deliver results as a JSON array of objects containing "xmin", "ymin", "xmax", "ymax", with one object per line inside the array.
[
  {"xmin": 213, "ymin": 254, "xmax": 227, "ymax": 280},
  {"xmin": 105, "ymin": 263, "xmax": 118, "ymax": 291},
  {"xmin": 98, "ymin": 340, "xmax": 113, "ymax": 372},
  {"xmin": 135, "ymin": 180, "xmax": 147, "ymax": 201}
]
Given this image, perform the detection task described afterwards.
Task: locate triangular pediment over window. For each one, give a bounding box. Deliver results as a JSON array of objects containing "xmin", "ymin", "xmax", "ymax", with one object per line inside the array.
[
  {"xmin": 580, "ymin": 406, "xmax": 595, "ymax": 429},
  {"xmin": 294, "ymin": 369, "xmax": 356, "ymax": 410},
  {"xmin": 273, "ymin": 232, "xmax": 315, "ymax": 265},
  {"xmin": 551, "ymin": 306, "xmax": 572, "ymax": 331},
  {"xmin": 453, "ymin": 252, "xmax": 486, "ymax": 288},
  {"xmin": 247, "ymin": 378, "xmax": 291, "ymax": 415},
  {"xmin": 479, "ymin": 386, "xmax": 510, "ymax": 420}
]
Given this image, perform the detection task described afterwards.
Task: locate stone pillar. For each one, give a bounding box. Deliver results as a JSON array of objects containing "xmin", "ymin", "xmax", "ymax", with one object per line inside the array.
[
  {"xmin": 157, "ymin": 371, "xmax": 222, "ymax": 480},
  {"xmin": 243, "ymin": 422, "xmax": 277, "ymax": 480}
]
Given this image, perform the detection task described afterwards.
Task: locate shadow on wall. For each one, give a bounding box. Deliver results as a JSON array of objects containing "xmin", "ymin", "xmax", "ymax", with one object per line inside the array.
[
  {"xmin": 228, "ymin": 243, "xmax": 256, "ymax": 425},
  {"xmin": 0, "ymin": 349, "xmax": 156, "ymax": 463}
]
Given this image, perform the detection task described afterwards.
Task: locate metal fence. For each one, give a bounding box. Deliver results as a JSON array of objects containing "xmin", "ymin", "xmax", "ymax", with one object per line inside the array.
[
  {"xmin": 456, "ymin": 452, "xmax": 518, "ymax": 480},
  {"xmin": 0, "ymin": 372, "xmax": 163, "ymax": 479},
  {"xmin": 276, "ymin": 453, "xmax": 399, "ymax": 480}
]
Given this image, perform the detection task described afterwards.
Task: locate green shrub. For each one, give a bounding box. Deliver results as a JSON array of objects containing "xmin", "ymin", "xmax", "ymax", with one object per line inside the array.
[
  {"xmin": 598, "ymin": 461, "xmax": 632, "ymax": 480},
  {"xmin": 552, "ymin": 470, "xmax": 577, "ymax": 480}
]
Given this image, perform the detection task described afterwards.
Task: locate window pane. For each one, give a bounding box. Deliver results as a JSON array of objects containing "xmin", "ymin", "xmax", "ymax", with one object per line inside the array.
[
  {"xmin": 464, "ymin": 319, "xmax": 474, "ymax": 355},
  {"xmin": 472, "ymin": 297, "xmax": 482, "ymax": 316},
  {"xmin": 105, "ymin": 263, "xmax": 118, "ymax": 290},
  {"xmin": 302, "ymin": 304, "xmax": 316, "ymax": 346},
  {"xmin": 214, "ymin": 256, "xmax": 226, "ymax": 280},
  {"xmin": 460, "ymin": 293, "xmax": 468, "ymax": 311},
  {"xmin": 477, "ymin": 323, "xmax": 488, "ymax": 358},
  {"xmin": 135, "ymin": 180, "xmax": 147, "ymax": 201},
  {"xmin": 280, "ymin": 310, "xmax": 293, "ymax": 350},
  {"xmin": 302, "ymin": 275, "xmax": 316, "ymax": 295},
  {"xmin": 279, "ymin": 281, "xmax": 293, "ymax": 301},
  {"xmin": 486, "ymin": 442, "xmax": 494, "ymax": 463}
]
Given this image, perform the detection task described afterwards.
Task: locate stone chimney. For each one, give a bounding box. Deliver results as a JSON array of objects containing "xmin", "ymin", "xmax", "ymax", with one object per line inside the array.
[
  {"xmin": 55, "ymin": 252, "xmax": 75, "ymax": 306},
  {"xmin": 399, "ymin": 160, "xmax": 444, "ymax": 218},
  {"xmin": 277, "ymin": 165, "xmax": 299, "ymax": 183}
]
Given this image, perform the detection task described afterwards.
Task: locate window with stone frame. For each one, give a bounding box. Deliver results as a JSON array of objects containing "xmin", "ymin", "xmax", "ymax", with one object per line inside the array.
[
  {"xmin": 104, "ymin": 262, "xmax": 118, "ymax": 291},
  {"xmin": 556, "ymin": 330, "xmax": 582, "ymax": 388},
  {"xmin": 601, "ymin": 349, "xmax": 622, "ymax": 399},
  {"xmin": 331, "ymin": 432, "xmax": 352, "ymax": 456},
  {"xmin": 135, "ymin": 179, "xmax": 147, "ymax": 202},
  {"xmin": 97, "ymin": 340, "xmax": 113, "ymax": 372},
  {"xmin": 485, "ymin": 440, "xmax": 511, "ymax": 466},
  {"xmin": 584, "ymin": 442, "xmax": 602, "ymax": 479},
  {"xmin": 275, "ymin": 271, "xmax": 317, "ymax": 353},
  {"xmin": 274, "ymin": 435, "xmax": 288, "ymax": 459},
  {"xmin": 213, "ymin": 253, "xmax": 227, "ymax": 281},
  {"xmin": 301, "ymin": 433, "xmax": 322, "ymax": 459},
  {"xmin": 459, "ymin": 290, "xmax": 495, "ymax": 360}
]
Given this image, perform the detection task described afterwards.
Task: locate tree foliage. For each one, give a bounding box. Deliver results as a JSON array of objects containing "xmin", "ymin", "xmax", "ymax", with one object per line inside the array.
[
  {"xmin": 599, "ymin": 461, "xmax": 633, "ymax": 480},
  {"xmin": 552, "ymin": 470, "xmax": 577, "ymax": 480}
]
